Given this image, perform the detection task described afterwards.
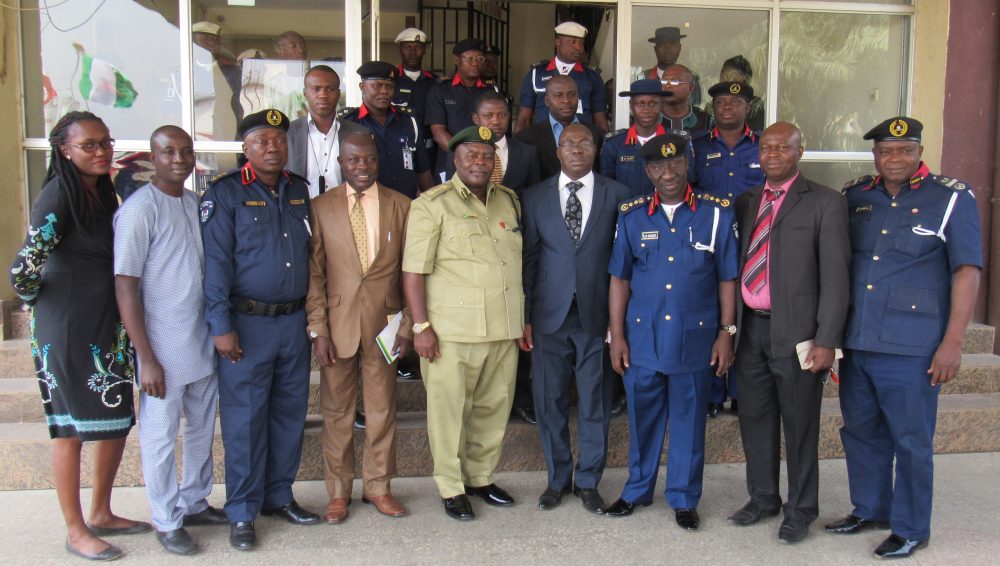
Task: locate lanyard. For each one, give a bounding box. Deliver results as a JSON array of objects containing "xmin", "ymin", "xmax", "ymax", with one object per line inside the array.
[{"xmin": 307, "ymin": 121, "xmax": 337, "ymax": 193}]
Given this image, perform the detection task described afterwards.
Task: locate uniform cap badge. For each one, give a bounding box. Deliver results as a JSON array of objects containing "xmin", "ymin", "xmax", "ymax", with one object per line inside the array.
[
  {"xmin": 266, "ymin": 110, "xmax": 282, "ymax": 126},
  {"xmin": 729, "ymin": 83, "xmax": 741, "ymax": 94},
  {"xmin": 661, "ymin": 143, "xmax": 677, "ymax": 158},
  {"xmin": 478, "ymin": 126, "xmax": 492, "ymax": 140},
  {"xmin": 889, "ymin": 119, "xmax": 908, "ymax": 137}
]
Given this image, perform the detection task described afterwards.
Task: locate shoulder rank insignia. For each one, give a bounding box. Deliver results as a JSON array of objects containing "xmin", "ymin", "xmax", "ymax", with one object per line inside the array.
[
  {"xmin": 532, "ymin": 58, "xmax": 549, "ymax": 68},
  {"xmin": 337, "ymin": 106, "xmax": 357, "ymax": 119},
  {"xmin": 420, "ymin": 184, "xmax": 451, "ymax": 200},
  {"xmin": 697, "ymin": 193, "xmax": 731, "ymax": 208},
  {"xmin": 606, "ymin": 128, "xmax": 627, "ymax": 139},
  {"xmin": 929, "ymin": 174, "xmax": 970, "ymax": 191},
  {"xmin": 842, "ymin": 175, "xmax": 875, "ymax": 192},
  {"xmin": 210, "ymin": 168, "xmax": 239, "ymax": 185},
  {"xmin": 619, "ymin": 195, "xmax": 652, "ymax": 214}
]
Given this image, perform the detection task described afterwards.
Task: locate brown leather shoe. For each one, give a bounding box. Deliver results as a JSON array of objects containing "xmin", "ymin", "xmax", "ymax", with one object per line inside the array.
[
  {"xmin": 324, "ymin": 498, "xmax": 350, "ymax": 524},
  {"xmin": 362, "ymin": 493, "xmax": 408, "ymax": 517}
]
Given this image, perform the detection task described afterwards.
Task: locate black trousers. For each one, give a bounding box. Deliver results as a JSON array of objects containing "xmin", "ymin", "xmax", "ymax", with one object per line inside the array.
[{"xmin": 734, "ymin": 310, "xmax": 825, "ymax": 524}]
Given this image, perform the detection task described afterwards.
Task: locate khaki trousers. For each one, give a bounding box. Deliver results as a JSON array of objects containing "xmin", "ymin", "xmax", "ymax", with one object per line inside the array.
[{"xmin": 423, "ymin": 339, "xmax": 517, "ymax": 498}]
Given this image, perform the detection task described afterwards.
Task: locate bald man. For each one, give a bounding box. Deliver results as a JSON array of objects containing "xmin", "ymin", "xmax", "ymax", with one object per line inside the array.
[{"xmin": 516, "ymin": 75, "xmax": 604, "ymax": 179}]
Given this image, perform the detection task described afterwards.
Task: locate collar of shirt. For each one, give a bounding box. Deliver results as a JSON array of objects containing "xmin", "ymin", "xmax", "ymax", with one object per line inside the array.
[
  {"xmin": 765, "ymin": 172, "xmax": 798, "ymax": 194},
  {"xmin": 349, "ymin": 182, "xmax": 378, "ymax": 200},
  {"xmin": 558, "ymin": 171, "xmax": 595, "ymax": 233},
  {"xmin": 451, "ymin": 74, "xmax": 486, "ymax": 87},
  {"xmin": 760, "ymin": 173, "xmax": 797, "ymax": 213},
  {"xmin": 647, "ymin": 185, "xmax": 697, "ymax": 216},
  {"xmin": 625, "ymin": 123, "xmax": 665, "ymax": 145},
  {"xmin": 308, "ymin": 115, "xmax": 340, "ymax": 137},
  {"xmin": 357, "ymin": 103, "xmax": 396, "ymax": 120},
  {"xmin": 558, "ymin": 170, "xmax": 595, "ymax": 193},
  {"xmin": 451, "ymin": 174, "xmax": 497, "ymax": 200},
  {"xmin": 549, "ymin": 113, "xmax": 581, "ymax": 144},
  {"xmin": 494, "ymin": 135, "xmax": 509, "ymax": 172},
  {"xmin": 547, "ymin": 57, "xmax": 584, "ymax": 74},
  {"xmin": 710, "ymin": 123, "xmax": 755, "ymax": 143},
  {"xmin": 866, "ymin": 161, "xmax": 931, "ymax": 192}
]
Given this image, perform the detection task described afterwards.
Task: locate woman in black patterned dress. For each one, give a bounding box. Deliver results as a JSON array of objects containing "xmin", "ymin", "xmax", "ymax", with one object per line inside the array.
[{"xmin": 9, "ymin": 112, "xmax": 150, "ymax": 560}]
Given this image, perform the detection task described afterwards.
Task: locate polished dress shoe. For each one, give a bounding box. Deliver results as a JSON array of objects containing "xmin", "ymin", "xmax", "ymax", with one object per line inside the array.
[
  {"xmin": 825, "ymin": 514, "xmax": 891, "ymax": 534},
  {"xmin": 729, "ymin": 399, "xmax": 739, "ymax": 413},
  {"xmin": 603, "ymin": 498, "xmax": 649, "ymax": 517},
  {"xmin": 363, "ymin": 494, "xmax": 408, "ymax": 517},
  {"xmin": 354, "ymin": 411, "xmax": 366, "ymax": 430},
  {"xmin": 443, "ymin": 495, "xmax": 475, "ymax": 521},
  {"xmin": 465, "ymin": 483, "xmax": 515, "ymax": 506},
  {"xmin": 87, "ymin": 520, "xmax": 152, "ymax": 537},
  {"xmin": 610, "ymin": 396, "xmax": 628, "ymax": 418},
  {"xmin": 675, "ymin": 508, "xmax": 700, "ymax": 530},
  {"xmin": 64, "ymin": 540, "xmax": 123, "ymax": 561},
  {"xmin": 778, "ymin": 517, "xmax": 808, "ymax": 543},
  {"xmin": 538, "ymin": 486, "xmax": 571, "ymax": 510},
  {"xmin": 396, "ymin": 364, "xmax": 419, "ymax": 379},
  {"xmin": 229, "ymin": 521, "xmax": 256, "ymax": 551},
  {"xmin": 183, "ymin": 505, "xmax": 229, "ymax": 526},
  {"xmin": 574, "ymin": 487, "xmax": 605, "ymax": 514},
  {"xmin": 707, "ymin": 403, "xmax": 723, "ymax": 419},
  {"xmin": 260, "ymin": 500, "xmax": 320, "ymax": 525},
  {"xmin": 324, "ymin": 498, "xmax": 350, "ymax": 524},
  {"xmin": 874, "ymin": 534, "xmax": 928, "ymax": 559},
  {"xmin": 727, "ymin": 500, "xmax": 781, "ymax": 526},
  {"xmin": 156, "ymin": 527, "xmax": 197, "ymax": 555},
  {"xmin": 512, "ymin": 406, "xmax": 537, "ymax": 425}
]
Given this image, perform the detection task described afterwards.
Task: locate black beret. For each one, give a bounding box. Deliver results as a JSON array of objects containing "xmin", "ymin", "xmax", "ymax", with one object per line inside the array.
[
  {"xmin": 238, "ymin": 109, "xmax": 290, "ymax": 139},
  {"xmin": 453, "ymin": 38, "xmax": 484, "ymax": 55},
  {"xmin": 357, "ymin": 60, "xmax": 398, "ymax": 81},
  {"xmin": 708, "ymin": 81, "xmax": 753, "ymax": 102},
  {"xmin": 483, "ymin": 44, "xmax": 502, "ymax": 56},
  {"xmin": 863, "ymin": 116, "xmax": 923, "ymax": 143},
  {"xmin": 448, "ymin": 125, "xmax": 497, "ymax": 152},
  {"xmin": 640, "ymin": 133, "xmax": 688, "ymax": 163}
]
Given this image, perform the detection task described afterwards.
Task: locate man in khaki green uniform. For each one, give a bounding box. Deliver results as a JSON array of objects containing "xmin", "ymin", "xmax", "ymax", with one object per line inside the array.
[{"xmin": 402, "ymin": 126, "xmax": 523, "ymax": 521}]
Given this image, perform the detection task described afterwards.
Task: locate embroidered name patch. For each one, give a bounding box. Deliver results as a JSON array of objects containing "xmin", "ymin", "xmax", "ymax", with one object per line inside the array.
[
  {"xmin": 619, "ymin": 155, "xmax": 635, "ymax": 162},
  {"xmin": 243, "ymin": 200, "xmax": 267, "ymax": 207},
  {"xmin": 289, "ymin": 199, "xmax": 306, "ymax": 205},
  {"xmin": 706, "ymin": 152, "xmax": 721, "ymax": 159},
  {"xmin": 641, "ymin": 231, "xmax": 659, "ymax": 240}
]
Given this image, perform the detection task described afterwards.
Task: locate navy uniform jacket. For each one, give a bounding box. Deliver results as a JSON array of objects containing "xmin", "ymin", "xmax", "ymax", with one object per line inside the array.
[
  {"xmin": 341, "ymin": 104, "xmax": 430, "ymax": 199},
  {"xmin": 392, "ymin": 65, "xmax": 440, "ymax": 128},
  {"xmin": 689, "ymin": 125, "xmax": 764, "ymax": 200},
  {"xmin": 843, "ymin": 164, "xmax": 983, "ymax": 357},
  {"xmin": 518, "ymin": 58, "xmax": 606, "ymax": 125},
  {"xmin": 200, "ymin": 164, "xmax": 312, "ymax": 336},
  {"xmin": 600, "ymin": 122, "xmax": 695, "ymax": 196},
  {"xmin": 425, "ymin": 76, "xmax": 497, "ymax": 172},
  {"xmin": 608, "ymin": 188, "xmax": 740, "ymax": 374}
]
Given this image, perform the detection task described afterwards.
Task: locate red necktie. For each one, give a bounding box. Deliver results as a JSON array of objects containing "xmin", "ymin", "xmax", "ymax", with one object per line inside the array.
[{"xmin": 741, "ymin": 189, "xmax": 784, "ymax": 295}]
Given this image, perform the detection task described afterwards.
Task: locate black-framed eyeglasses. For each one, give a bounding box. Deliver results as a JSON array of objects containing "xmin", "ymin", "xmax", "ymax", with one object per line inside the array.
[
  {"xmin": 64, "ymin": 139, "xmax": 116, "ymax": 153},
  {"xmin": 661, "ymin": 80, "xmax": 689, "ymax": 87}
]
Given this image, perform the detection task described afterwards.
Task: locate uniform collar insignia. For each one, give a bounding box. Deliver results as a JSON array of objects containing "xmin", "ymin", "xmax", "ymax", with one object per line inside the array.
[
  {"xmin": 709, "ymin": 123, "xmax": 754, "ymax": 142},
  {"xmin": 647, "ymin": 190, "xmax": 659, "ymax": 215},
  {"xmin": 241, "ymin": 163, "xmax": 257, "ymax": 185},
  {"xmin": 684, "ymin": 184, "xmax": 698, "ymax": 211},
  {"xmin": 451, "ymin": 74, "xmax": 486, "ymax": 87},
  {"xmin": 867, "ymin": 161, "xmax": 931, "ymax": 192},
  {"xmin": 357, "ymin": 103, "xmax": 395, "ymax": 119},
  {"xmin": 625, "ymin": 123, "xmax": 665, "ymax": 146}
]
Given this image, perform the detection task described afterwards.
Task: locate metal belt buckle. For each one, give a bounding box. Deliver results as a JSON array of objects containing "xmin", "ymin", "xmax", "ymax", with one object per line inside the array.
[{"xmin": 246, "ymin": 300, "xmax": 256, "ymax": 314}]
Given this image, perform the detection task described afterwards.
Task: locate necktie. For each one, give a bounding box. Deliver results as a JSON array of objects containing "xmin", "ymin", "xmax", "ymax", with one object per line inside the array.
[
  {"xmin": 564, "ymin": 181, "xmax": 583, "ymax": 245},
  {"xmin": 491, "ymin": 150, "xmax": 504, "ymax": 184},
  {"xmin": 741, "ymin": 188, "xmax": 784, "ymax": 295},
  {"xmin": 350, "ymin": 192, "xmax": 369, "ymax": 273}
]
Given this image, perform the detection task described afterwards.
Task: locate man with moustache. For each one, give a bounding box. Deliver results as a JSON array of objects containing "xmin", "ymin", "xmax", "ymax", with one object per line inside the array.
[
  {"xmin": 521, "ymin": 123, "xmax": 632, "ymax": 513},
  {"xmin": 603, "ymin": 132, "xmax": 738, "ymax": 531},
  {"xmin": 287, "ymin": 65, "xmax": 368, "ymax": 198},
  {"xmin": 517, "ymin": 75, "xmax": 604, "ymax": 180},
  {"xmin": 306, "ymin": 132, "xmax": 413, "ymax": 524},
  {"xmin": 115, "ymin": 126, "xmax": 226, "ymax": 556},
  {"xmin": 402, "ymin": 126, "xmax": 523, "ymax": 521},
  {"xmin": 727, "ymin": 122, "xmax": 850, "ymax": 544},
  {"xmin": 201, "ymin": 109, "xmax": 320, "ymax": 550}
]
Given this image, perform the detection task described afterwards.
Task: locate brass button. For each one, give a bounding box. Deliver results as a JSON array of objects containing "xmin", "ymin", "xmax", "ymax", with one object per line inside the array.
[
  {"xmin": 635, "ymin": 318, "xmax": 641, "ymax": 323},
  {"xmin": 891, "ymin": 202, "xmax": 898, "ymax": 207},
  {"xmin": 670, "ymin": 228, "xmax": 676, "ymax": 233},
  {"xmin": 881, "ymin": 229, "xmax": 888, "ymax": 235},
  {"xmin": 866, "ymin": 284, "xmax": 873, "ymax": 290},
  {"xmin": 668, "ymin": 256, "xmax": 674, "ymax": 262},
  {"xmin": 665, "ymin": 315, "xmax": 672, "ymax": 321},
  {"xmin": 666, "ymin": 284, "xmax": 672, "ymax": 290},
  {"xmin": 873, "ymin": 256, "xmax": 879, "ymax": 261},
  {"xmin": 728, "ymin": 172, "xmax": 734, "ymax": 177},
  {"xmin": 641, "ymin": 243, "xmax": 646, "ymax": 247},
  {"xmin": 285, "ymin": 262, "xmax": 291, "ymax": 267},
  {"xmin": 912, "ymin": 208, "xmax": 919, "ymax": 214},
  {"xmin": 911, "ymin": 304, "xmax": 917, "ymax": 309}
]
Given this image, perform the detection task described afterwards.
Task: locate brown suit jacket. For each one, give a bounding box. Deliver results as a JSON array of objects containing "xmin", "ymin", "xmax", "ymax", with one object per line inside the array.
[
  {"xmin": 734, "ymin": 174, "xmax": 851, "ymax": 357},
  {"xmin": 306, "ymin": 182, "xmax": 413, "ymax": 358}
]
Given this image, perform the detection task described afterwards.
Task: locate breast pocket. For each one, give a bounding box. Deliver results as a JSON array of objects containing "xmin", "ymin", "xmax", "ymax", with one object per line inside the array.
[
  {"xmin": 236, "ymin": 208, "xmax": 271, "ymax": 248},
  {"xmin": 849, "ymin": 210, "xmax": 874, "ymax": 251},
  {"xmin": 435, "ymin": 286, "xmax": 486, "ymax": 337},
  {"xmin": 633, "ymin": 238, "xmax": 658, "ymax": 271},
  {"xmin": 441, "ymin": 220, "xmax": 485, "ymax": 258},
  {"xmin": 894, "ymin": 214, "xmax": 943, "ymax": 257},
  {"xmin": 287, "ymin": 205, "xmax": 310, "ymax": 240}
]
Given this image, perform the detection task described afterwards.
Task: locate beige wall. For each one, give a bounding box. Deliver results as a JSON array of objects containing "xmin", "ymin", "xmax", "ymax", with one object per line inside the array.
[
  {"xmin": 0, "ymin": 6, "xmax": 26, "ymax": 301},
  {"xmin": 912, "ymin": 0, "xmax": 949, "ymax": 171},
  {"xmin": 507, "ymin": 2, "xmax": 556, "ymax": 99}
]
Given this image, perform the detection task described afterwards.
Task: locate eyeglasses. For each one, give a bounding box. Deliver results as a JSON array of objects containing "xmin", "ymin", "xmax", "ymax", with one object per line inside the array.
[
  {"xmin": 558, "ymin": 141, "xmax": 596, "ymax": 151},
  {"xmin": 661, "ymin": 80, "xmax": 689, "ymax": 87},
  {"xmin": 460, "ymin": 55, "xmax": 486, "ymax": 64},
  {"xmin": 64, "ymin": 139, "xmax": 115, "ymax": 153}
]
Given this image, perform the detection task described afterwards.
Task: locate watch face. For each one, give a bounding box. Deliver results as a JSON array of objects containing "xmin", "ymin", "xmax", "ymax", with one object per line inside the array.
[{"xmin": 309, "ymin": 331, "xmax": 318, "ymax": 339}]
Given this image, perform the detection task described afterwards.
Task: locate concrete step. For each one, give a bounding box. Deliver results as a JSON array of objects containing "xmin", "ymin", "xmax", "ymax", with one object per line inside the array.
[
  {"xmin": 963, "ymin": 322, "xmax": 996, "ymax": 354},
  {"xmin": 1, "ymin": 392, "xmax": 999, "ymax": 491}
]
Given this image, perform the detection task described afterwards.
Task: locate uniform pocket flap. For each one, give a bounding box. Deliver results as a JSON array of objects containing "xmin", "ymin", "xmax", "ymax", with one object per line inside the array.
[
  {"xmin": 886, "ymin": 286, "xmax": 939, "ymax": 314},
  {"xmin": 440, "ymin": 287, "xmax": 485, "ymax": 308},
  {"xmin": 442, "ymin": 220, "xmax": 483, "ymax": 238}
]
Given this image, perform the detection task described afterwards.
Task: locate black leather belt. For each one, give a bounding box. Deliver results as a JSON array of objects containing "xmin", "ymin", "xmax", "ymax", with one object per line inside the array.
[
  {"xmin": 233, "ymin": 297, "xmax": 305, "ymax": 316},
  {"xmin": 748, "ymin": 308, "xmax": 771, "ymax": 319}
]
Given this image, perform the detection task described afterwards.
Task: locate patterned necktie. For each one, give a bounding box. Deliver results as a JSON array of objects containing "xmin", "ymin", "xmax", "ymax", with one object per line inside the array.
[
  {"xmin": 491, "ymin": 150, "xmax": 504, "ymax": 184},
  {"xmin": 741, "ymin": 188, "xmax": 784, "ymax": 294},
  {"xmin": 350, "ymin": 192, "xmax": 369, "ymax": 273},
  {"xmin": 564, "ymin": 181, "xmax": 583, "ymax": 245}
]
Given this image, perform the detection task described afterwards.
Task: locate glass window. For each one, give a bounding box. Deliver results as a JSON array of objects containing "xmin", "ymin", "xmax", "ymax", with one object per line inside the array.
[
  {"xmin": 21, "ymin": 0, "xmax": 181, "ymax": 140},
  {"xmin": 798, "ymin": 160, "xmax": 875, "ymax": 191},
  {"xmin": 778, "ymin": 11, "xmax": 910, "ymax": 151}
]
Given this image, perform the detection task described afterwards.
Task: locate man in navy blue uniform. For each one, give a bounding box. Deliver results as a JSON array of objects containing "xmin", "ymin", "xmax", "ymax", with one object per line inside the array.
[
  {"xmin": 515, "ymin": 21, "xmax": 608, "ymax": 133},
  {"xmin": 392, "ymin": 27, "xmax": 439, "ymax": 173},
  {"xmin": 341, "ymin": 61, "xmax": 433, "ymax": 199},
  {"xmin": 826, "ymin": 117, "xmax": 982, "ymax": 559},
  {"xmin": 201, "ymin": 109, "xmax": 320, "ymax": 551},
  {"xmin": 601, "ymin": 79, "xmax": 676, "ymax": 197},
  {"xmin": 690, "ymin": 80, "xmax": 765, "ymax": 418},
  {"xmin": 603, "ymin": 132, "xmax": 739, "ymax": 531}
]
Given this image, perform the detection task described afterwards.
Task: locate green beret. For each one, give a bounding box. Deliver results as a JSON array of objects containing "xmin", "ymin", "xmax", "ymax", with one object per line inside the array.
[
  {"xmin": 238, "ymin": 109, "xmax": 290, "ymax": 139},
  {"xmin": 448, "ymin": 125, "xmax": 497, "ymax": 152}
]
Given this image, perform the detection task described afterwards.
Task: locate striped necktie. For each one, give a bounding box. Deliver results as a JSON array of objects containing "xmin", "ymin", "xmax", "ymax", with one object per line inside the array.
[
  {"xmin": 491, "ymin": 150, "xmax": 504, "ymax": 184},
  {"xmin": 741, "ymin": 188, "xmax": 784, "ymax": 294}
]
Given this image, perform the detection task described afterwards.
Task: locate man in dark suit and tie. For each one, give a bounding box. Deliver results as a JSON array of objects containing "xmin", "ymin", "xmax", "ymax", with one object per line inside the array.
[
  {"xmin": 520, "ymin": 123, "xmax": 632, "ymax": 513},
  {"xmin": 727, "ymin": 122, "xmax": 850, "ymax": 543},
  {"xmin": 516, "ymin": 76, "xmax": 603, "ymax": 180}
]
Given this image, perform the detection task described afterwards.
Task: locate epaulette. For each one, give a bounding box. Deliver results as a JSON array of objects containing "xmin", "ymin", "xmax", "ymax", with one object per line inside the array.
[
  {"xmin": 691, "ymin": 129, "xmax": 711, "ymax": 141},
  {"xmin": 619, "ymin": 194, "xmax": 652, "ymax": 214},
  {"xmin": 419, "ymin": 183, "xmax": 452, "ymax": 200},
  {"xmin": 929, "ymin": 174, "xmax": 971, "ymax": 191},
  {"xmin": 391, "ymin": 103, "xmax": 413, "ymax": 114},
  {"xmin": 605, "ymin": 128, "xmax": 627, "ymax": 139},
  {"xmin": 210, "ymin": 168, "xmax": 240, "ymax": 185},
  {"xmin": 842, "ymin": 175, "xmax": 874, "ymax": 193},
  {"xmin": 337, "ymin": 106, "xmax": 357, "ymax": 119},
  {"xmin": 286, "ymin": 170, "xmax": 309, "ymax": 184},
  {"xmin": 698, "ymin": 193, "xmax": 731, "ymax": 208},
  {"xmin": 587, "ymin": 63, "xmax": 601, "ymax": 74},
  {"xmin": 494, "ymin": 184, "xmax": 518, "ymax": 199}
]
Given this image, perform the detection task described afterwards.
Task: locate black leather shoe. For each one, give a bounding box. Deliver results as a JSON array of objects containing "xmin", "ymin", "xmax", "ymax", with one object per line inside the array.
[
  {"xmin": 229, "ymin": 521, "xmax": 256, "ymax": 551},
  {"xmin": 603, "ymin": 498, "xmax": 649, "ymax": 517},
  {"xmin": 354, "ymin": 411, "xmax": 366, "ymax": 430},
  {"xmin": 610, "ymin": 396, "xmax": 628, "ymax": 418},
  {"xmin": 183, "ymin": 505, "xmax": 229, "ymax": 526},
  {"xmin": 260, "ymin": 501, "xmax": 320, "ymax": 525},
  {"xmin": 825, "ymin": 514, "xmax": 891, "ymax": 534},
  {"xmin": 778, "ymin": 517, "xmax": 808, "ymax": 544},
  {"xmin": 729, "ymin": 399, "xmax": 739, "ymax": 413},
  {"xmin": 874, "ymin": 534, "xmax": 928, "ymax": 559},
  {"xmin": 512, "ymin": 406, "xmax": 537, "ymax": 425},
  {"xmin": 443, "ymin": 495, "xmax": 475, "ymax": 521},
  {"xmin": 465, "ymin": 483, "xmax": 514, "ymax": 506},
  {"xmin": 573, "ymin": 487, "xmax": 605, "ymax": 514},
  {"xmin": 727, "ymin": 500, "xmax": 781, "ymax": 526},
  {"xmin": 157, "ymin": 527, "xmax": 197, "ymax": 555},
  {"xmin": 538, "ymin": 486, "xmax": 570, "ymax": 510},
  {"xmin": 397, "ymin": 366, "xmax": 419, "ymax": 380},
  {"xmin": 675, "ymin": 508, "xmax": 700, "ymax": 530},
  {"xmin": 707, "ymin": 403, "xmax": 723, "ymax": 419}
]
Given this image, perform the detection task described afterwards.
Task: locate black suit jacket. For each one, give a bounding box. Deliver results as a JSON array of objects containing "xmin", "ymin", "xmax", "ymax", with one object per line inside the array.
[
  {"xmin": 502, "ymin": 137, "xmax": 542, "ymax": 195},
  {"xmin": 735, "ymin": 174, "xmax": 851, "ymax": 357},
  {"xmin": 522, "ymin": 173, "xmax": 633, "ymax": 336},
  {"xmin": 516, "ymin": 121, "xmax": 603, "ymax": 180}
]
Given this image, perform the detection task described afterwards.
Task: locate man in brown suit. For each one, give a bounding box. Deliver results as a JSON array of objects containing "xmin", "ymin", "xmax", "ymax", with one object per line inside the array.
[{"xmin": 306, "ymin": 132, "xmax": 413, "ymax": 523}]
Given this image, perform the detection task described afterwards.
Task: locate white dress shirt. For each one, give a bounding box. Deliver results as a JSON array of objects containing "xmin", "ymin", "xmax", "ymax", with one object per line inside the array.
[
  {"xmin": 558, "ymin": 171, "xmax": 595, "ymax": 236},
  {"xmin": 306, "ymin": 117, "xmax": 342, "ymax": 199},
  {"xmin": 495, "ymin": 135, "xmax": 509, "ymax": 177}
]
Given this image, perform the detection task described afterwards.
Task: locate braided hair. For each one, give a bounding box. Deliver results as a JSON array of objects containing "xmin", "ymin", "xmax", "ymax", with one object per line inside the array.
[{"xmin": 46, "ymin": 111, "xmax": 118, "ymax": 236}]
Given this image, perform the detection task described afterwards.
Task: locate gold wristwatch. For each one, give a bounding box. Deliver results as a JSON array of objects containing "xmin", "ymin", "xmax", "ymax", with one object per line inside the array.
[
  {"xmin": 720, "ymin": 324, "xmax": 737, "ymax": 336},
  {"xmin": 412, "ymin": 321, "xmax": 433, "ymax": 334}
]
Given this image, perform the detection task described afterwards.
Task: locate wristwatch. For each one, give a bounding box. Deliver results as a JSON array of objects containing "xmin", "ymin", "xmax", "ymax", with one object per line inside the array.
[
  {"xmin": 719, "ymin": 324, "xmax": 737, "ymax": 336},
  {"xmin": 308, "ymin": 330, "xmax": 319, "ymax": 342},
  {"xmin": 412, "ymin": 321, "xmax": 432, "ymax": 334}
]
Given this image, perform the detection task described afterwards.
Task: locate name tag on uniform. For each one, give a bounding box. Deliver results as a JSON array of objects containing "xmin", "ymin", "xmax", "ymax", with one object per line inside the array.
[
  {"xmin": 243, "ymin": 200, "xmax": 267, "ymax": 207},
  {"xmin": 399, "ymin": 88, "xmax": 412, "ymax": 94},
  {"xmin": 444, "ymin": 99, "xmax": 457, "ymax": 105},
  {"xmin": 641, "ymin": 231, "xmax": 659, "ymax": 240},
  {"xmin": 706, "ymin": 152, "xmax": 721, "ymax": 160},
  {"xmin": 619, "ymin": 155, "xmax": 635, "ymax": 162},
  {"xmin": 749, "ymin": 162, "xmax": 761, "ymax": 168},
  {"xmin": 854, "ymin": 205, "xmax": 872, "ymax": 214},
  {"xmin": 288, "ymin": 199, "xmax": 306, "ymax": 205}
]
